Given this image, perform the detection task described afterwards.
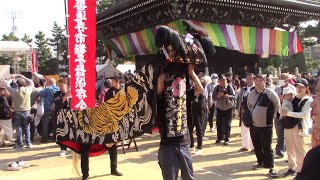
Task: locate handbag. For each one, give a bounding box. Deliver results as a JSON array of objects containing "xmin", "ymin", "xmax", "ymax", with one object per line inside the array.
[{"xmin": 242, "ymin": 90, "xmax": 264, "ymax": 127}]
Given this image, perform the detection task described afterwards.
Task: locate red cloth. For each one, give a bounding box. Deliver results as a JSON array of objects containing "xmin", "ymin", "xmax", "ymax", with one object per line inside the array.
[{"xmin": 59, "ymin": 141, "xmax": 107, "ymax": 157}]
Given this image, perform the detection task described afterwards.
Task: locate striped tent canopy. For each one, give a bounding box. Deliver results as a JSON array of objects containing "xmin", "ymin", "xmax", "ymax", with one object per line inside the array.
[
  {"xmin": 107, "ymin": 21, "xmax": 186, "ymax": 57},
  {"xmin": 106, "ymin": 20, "xmax": 303, "ymax": 58}
]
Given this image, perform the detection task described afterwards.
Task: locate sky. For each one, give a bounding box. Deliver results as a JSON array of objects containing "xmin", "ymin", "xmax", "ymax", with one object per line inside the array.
[
  {"xmin": 0, "ymin": 0, "xmax": 318, "ymax": 47},
  {"xmin": 0, "ymin": 0, "xmax": 66, "ymax": 46}
]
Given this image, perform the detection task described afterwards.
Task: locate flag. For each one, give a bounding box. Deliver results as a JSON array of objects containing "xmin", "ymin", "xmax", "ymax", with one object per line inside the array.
[{"xmin": 67, "ymin": 0, "xmax": 96, "ymax": 110}]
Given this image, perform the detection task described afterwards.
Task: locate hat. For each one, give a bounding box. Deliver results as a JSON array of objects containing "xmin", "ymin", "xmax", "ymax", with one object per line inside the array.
[
  {"xmin": 211, "ymin": 73, "xmax": 218, "ymax": 79},
  {"xmin": 0, "ymin": 80, "xmax": 6, "ymax": 89},
  {"xmin": 218, "ymin": 75, "xmax": 226, "ymax": 80},
  {"xmin": 283, "ymin": 87, "xmax": 294, "ymax": 95},
  {"xmin": 296, "ymin": 78, "xmax": 309, "ymax": 87}
]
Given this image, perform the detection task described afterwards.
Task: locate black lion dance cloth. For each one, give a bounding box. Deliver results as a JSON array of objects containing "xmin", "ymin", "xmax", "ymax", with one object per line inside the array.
[
  {"xmin": 155, "ymin": 26, "xmax": 215, "ymax": 138},
  {"xmin": 56, "ymin": 25, "xmax": 215, "ymax": 156},
  {"xmin": 56, "ymin": 64, "xmax": 159, "ymax": 156}
]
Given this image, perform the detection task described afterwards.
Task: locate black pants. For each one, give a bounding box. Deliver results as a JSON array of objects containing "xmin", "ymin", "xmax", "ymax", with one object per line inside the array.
[
  {"xmin": 189, "ymin": 120, "xmax": 203, "ymax": 150},
  {"xmin": 81, "ymin": 143, "xmax": 118, "ymax": 178},
  {"xmin": 208, "ymin": 105, "xmax": 215, "ymax": 129},
  {"xmin": 216, "ymin": 108, "xmax": 233, "ymax": 141},
  {"xmin": 30, "ymin": 120, "xmax": 35, "ymax": 142},
  {"xmin": 250, "ymin": 126, "xmax": 274, "ymax": 168}
]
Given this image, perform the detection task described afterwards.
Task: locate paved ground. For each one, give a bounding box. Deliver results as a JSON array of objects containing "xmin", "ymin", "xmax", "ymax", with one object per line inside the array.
[{"xmin": 0, "ymin": 119, "xmax": 311, "ymax": 180}]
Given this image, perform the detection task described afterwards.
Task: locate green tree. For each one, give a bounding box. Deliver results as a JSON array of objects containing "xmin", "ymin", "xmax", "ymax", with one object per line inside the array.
[
  {"xmin": 21, "ymin": 33, "xmax": 33, "ymax": 45},
  {"xmin": 0, "ymin": 55, "xmax": 13, "ymax": 66},
  {"xmin": 299, "ymin": 22, "xmax": 320, "ymax": 47},
  {"xmin": 259, "ymin": 56, "xmax": 282, "ymax": 74},
  {"xmin": 282, "ymin": 53, "xmax": 307, "ymax": 74},
  {"xmin": 1, "ymin": 32, "xmax": 19, "ymax": 41},
  {"xmin": 296, "ymin": 22, "xmax": 319, "ymax": 74},
  {"xmin": 306, "ymin": 58, "xmax": 320, "ymax": 73},
  {"xmin": 96, "ymin": 0, "xmax": 118, "ymax": 13},
  {"xmin": 49, "ymin": 22, "xmax": 68, "ymax": 75},
  {"xmin": 34, "ymin": 31, "xmax": 53, "ymax": 74},
  {"xmin": 96, "ymin": 0, "xmax": 119, "ymax": 65}
]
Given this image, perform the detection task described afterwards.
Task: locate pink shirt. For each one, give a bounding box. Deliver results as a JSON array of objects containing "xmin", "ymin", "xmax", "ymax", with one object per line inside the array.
[{"xmin": 98, "ymin": 88, "xmax": 109, "ymax": 105}]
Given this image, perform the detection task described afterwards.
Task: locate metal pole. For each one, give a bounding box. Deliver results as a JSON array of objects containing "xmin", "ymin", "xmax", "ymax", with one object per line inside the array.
[{"xmin": 64, "ymin": 0, "xmax": 69, "ymax": 77}]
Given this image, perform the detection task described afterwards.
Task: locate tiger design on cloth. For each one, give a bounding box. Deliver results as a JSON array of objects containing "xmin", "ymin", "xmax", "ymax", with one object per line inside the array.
[
  {"xmin": 56, "ymin": 64, "xmax": 159, "ymax": 155},
  {"xmin": 78, "ymin": 86, "xmax": 139, "ymax": 135}
]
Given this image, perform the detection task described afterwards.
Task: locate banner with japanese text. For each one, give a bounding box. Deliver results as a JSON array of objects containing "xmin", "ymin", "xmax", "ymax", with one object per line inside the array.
[
  {"xmin": 31, "ymin": 49, "xmax": 38, "ymax": 73},
  {"xmin": 67, "ymin": 0, "xmax": 96, "ymax": 110}
]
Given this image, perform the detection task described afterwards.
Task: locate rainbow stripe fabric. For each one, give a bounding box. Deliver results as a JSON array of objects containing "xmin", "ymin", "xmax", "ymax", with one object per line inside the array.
[
  {"xmin": 184, "ymin": 20, "xmax": 303, "ymax": 57},
  {"xmin": 107, "ymin": 20, "xmax": 303, "ymax": 58}
]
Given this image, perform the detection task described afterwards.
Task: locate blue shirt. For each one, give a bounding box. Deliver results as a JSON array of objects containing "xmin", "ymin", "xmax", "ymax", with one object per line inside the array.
[{"xmin": 40, "ymin": 85, "xmax": 60, "ymax": 110}]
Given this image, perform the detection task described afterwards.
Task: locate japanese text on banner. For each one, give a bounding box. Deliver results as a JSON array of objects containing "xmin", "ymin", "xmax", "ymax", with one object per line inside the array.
[{"xmin": 68, "ymin": 0, "xmax": 96, "ymax": 110}]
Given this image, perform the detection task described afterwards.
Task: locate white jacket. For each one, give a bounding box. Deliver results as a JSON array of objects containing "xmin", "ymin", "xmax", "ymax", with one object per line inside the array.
[{"xmin": 287, "ymin": 95, "xmax": 313, "ymax": 136}]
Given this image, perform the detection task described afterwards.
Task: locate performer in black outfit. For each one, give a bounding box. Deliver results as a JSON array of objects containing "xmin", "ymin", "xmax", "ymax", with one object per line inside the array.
[{"xmin": 81, "ymin": 77, "xmax": 123, "ymax": 180}]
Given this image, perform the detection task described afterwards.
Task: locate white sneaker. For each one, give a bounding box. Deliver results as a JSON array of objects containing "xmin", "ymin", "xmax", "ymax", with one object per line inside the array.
[
  {"xmin": 210, "ymin": 128, "xmax": 215, "ymax": 133},
  {"xmin": 298, "ymin": 131, "xmax": 308, "ymax": 137},
  {"xmin": 195, "ymin": 149, "xmax": 202, "ymax": 155},
  {"xmin": 8, "ymin": 162, "xmax": 22, "ymax": 171},
  {"xmin": 16, "ymin": 160, "xmax": 30, "ymax": 168},
  {"xmin": 59, "ymin": 150, "xmax": 67, "ymax": 156}
]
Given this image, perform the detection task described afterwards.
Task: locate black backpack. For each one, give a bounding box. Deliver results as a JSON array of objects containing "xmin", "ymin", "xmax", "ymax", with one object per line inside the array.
[{"xmin": 0, "ymin": 97, "xmax": 12, "ymax": 119}]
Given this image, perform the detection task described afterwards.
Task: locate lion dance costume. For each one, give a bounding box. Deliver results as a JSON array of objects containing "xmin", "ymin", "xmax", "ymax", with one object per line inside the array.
[{"xmin": 56, "ymin": 26, "xmax": 215, "ymax": 156}]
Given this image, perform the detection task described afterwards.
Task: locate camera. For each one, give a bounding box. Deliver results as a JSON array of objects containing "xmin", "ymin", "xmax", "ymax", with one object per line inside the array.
[{"xmin": 221, "ymin": 89, "xmax": 228, "ymax": 95}]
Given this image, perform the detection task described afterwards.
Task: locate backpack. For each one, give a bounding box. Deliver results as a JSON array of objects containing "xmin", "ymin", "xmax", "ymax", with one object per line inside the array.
[{"xmin": 0, "ymin": 97, "xmax": 12, "ymax": 119}]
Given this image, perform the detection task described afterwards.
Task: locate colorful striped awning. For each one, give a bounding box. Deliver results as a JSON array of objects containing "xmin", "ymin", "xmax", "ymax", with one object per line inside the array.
[
  {"xmin": 184, "ymin": 20, "xmax": 303, "ymax": 57},
  {"xmin": 106, "ymin": 20, "xmax": 303, "ymax": 58},
  {"xmin": 107, "ymin": 21, "xmax": 186, "ymax": 57}
]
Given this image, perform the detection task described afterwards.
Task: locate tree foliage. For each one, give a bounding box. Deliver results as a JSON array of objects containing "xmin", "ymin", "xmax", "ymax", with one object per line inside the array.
[
  {"xmin": 21, "ymin": 33, "xmax": 32, "ymax": 45},
  {"xmin": 96, "ymin": 0, "xmax": 120, "ymax": 65},
  {"xmin": 1, "ymin": 32, "xmax": 19, "ymax": 41},
  {"xmin": 299, "ymin": 22, "xmax": 320, "ymax": 47},
  {"xmin": 298, "ymin": 21, "xmax": 320, "ymax": 74},
  {"xmin": 0, "ymin": 55, "xmax": 13, "ymax": 66},
  {"xmin": 96, "ymin": 0, "xmax": 118, "ymax": 13},
  {"xmin": 282, "ymin": 53, "xmax": 307, "ymax": 74},
  {"xmin": 34, "ymin": 31, "xmax": 53, "ymax": 74},
  {"xmin": 49, "ymin": 22, "xmax": 68, "ymax": 76}
]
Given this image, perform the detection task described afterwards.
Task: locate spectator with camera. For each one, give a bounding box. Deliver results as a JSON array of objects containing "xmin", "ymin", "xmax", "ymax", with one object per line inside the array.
[
  {"xmin": 212, "ymin": 75, "xmax": 236, "ymax": 145},
  {"xmin": 6, "ymin": 74, "xmax": 34, "ymax": 149}
]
